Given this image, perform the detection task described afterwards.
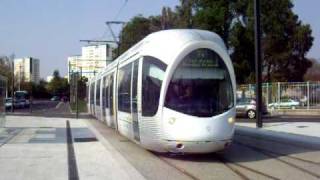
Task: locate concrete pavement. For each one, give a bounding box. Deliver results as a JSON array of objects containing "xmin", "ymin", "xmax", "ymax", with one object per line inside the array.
[
  {"xmin": 0, "ymin": 116, "xmax": 145, "ymax": 180},
  {"xmin": 0, "ymin": 115, "xmax": 320, "ymax": 180},
  {"xmin": 236, "ymin": 121, "xmax": 320, "ymax": 138}
]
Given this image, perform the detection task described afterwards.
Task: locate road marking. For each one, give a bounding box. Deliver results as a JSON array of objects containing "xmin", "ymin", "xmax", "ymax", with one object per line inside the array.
[{"xmin": 56, "ymin": 102, "xmax": 63, "ymax": 109}]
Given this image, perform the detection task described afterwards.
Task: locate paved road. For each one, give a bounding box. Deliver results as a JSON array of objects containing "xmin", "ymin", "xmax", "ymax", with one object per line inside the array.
[
  {"xmin": 1, "ymin": 116, "xmax": 320, "ymax": 180},
  {"xmin": 6, "ymin": 100, "xmax": 84, "ymax": 118},
  {"xmin": 8, "ymin": 100, "xmax": 59, "ymax": 113},
  {"xmin": 237, "ymin": 115, "xmax": 320, "ymax": 123}
]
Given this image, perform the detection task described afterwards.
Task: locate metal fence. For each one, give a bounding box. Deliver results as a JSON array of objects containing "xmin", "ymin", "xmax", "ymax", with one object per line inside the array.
[
  {"xmin": 0, "ymin": 75, "xmax": 7, "ymax": 127},
  {"xmin": 237, "ymin": 82, "xmax": 320, "ymax": 110}
]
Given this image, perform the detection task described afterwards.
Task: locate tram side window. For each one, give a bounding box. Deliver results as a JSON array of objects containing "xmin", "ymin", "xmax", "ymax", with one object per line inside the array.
[
  {"xmin": 90, "ymin": 84, "xmax": 94, "ymax": 104},
  {"xmin": 105, "ymin": 76, "xmax": 109, "ymax": 108},
  {"xmin": 118, "ymin": 64, "xmax": 132, "ymax": 113},
  {"xmin": 102, "ymin": 77, "xmax": 107, "ymax": 108},
  {"xmin": 96, "ymin": 80, "xmax": 101, "ymax": 106},
  {"xmin": 142, "ymin": 56, "xmax": 167, "ymax": 116}
]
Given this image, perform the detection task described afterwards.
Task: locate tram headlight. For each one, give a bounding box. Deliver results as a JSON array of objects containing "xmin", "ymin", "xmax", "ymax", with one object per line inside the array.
[
  {"xmin": 228, "ymin": 117, "xmax": 235, "ymax": 124},
  {"xmin": 168, "ymin": 117, "xmax": 176, "ymax": 125}
]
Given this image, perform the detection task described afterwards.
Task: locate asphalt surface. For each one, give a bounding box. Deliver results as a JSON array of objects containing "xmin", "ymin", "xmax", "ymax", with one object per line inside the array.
[
  {"xmin": 6, "ymin": 100, "xmax": 91, "ymax": 118},
  {"xmin": 7, "ymin": 100, "xmax": 320, "ymax": 121},
  {"xmin": 7, "ymin": 100, "xmax": 59, "ymax": 113},
  {"xmin": 237, "ymin": 116, "xmax": 320, "ymax": 123}
]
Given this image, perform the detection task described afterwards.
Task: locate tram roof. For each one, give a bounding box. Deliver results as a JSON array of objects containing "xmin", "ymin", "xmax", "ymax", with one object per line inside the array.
[
  {"xmin": 89, "ymin": 29, "xmax": 226, "ymax": 82},
  {"xmin": 118, "ymin": 29, "xmax": 226, "ymax": 64}
]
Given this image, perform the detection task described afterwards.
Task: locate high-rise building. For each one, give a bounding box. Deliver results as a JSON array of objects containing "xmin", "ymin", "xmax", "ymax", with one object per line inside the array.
[
  {"xmin": 14, "ymin": 57, "xmax": 40, "ymax": 85},
  {"xmin": 68, "ymin": 43, "xmax": 116, "ymax": 81}
]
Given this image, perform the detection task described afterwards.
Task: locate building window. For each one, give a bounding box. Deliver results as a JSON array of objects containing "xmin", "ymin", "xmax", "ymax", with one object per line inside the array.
[
  {"xmin": 118, "ymin": 63, "xmax": 132, "ymax": 113},
  {"xmin": 142, "ymin": 56, "xmax": 167, "ymax": 116}
]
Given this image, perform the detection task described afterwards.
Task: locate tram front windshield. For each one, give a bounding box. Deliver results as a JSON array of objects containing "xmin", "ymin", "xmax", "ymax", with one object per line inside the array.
[{"xmin": 165, "ymin": 48, "xmax": 234, "ymax": 117}]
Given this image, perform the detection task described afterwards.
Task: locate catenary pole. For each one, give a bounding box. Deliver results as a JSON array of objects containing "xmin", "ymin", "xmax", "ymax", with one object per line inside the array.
[
  {"xmin": 254, "ymin": 0, "xmax": 263, "ymax": 128},
  {"xmin": 11, "ymin": 56, "xmax": 15, "ymax": 113}
]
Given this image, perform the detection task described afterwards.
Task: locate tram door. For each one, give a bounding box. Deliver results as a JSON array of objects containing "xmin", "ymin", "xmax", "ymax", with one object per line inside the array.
[
  {"xmin": 132, "ymin": 61, "xmax": 140, "ymax": 141},
  {"xmin": 109, "ymin": 74, "xmax": 116, "ymax": 129}
]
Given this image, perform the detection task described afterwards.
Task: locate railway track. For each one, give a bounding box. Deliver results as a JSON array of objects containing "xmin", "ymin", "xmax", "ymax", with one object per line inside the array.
[
  {"xmin": 234, "ymin": 141, "xmax": 320, "ymax": 179},
  {"xmin": 152, "ymin": 137, "xmax": 320, "ymax": 180},
  {"xmin": 154, "ymin": 152, "xmax": 280, "ymax": 180}
]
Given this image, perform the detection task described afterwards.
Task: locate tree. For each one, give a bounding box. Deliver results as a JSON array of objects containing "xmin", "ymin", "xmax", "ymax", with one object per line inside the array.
[
  {"xmin": 304, "ymin": 59, "xmax": 320, "ymax": 81},
  {"xmin": 161, "ymin": 7, "xmax": 179, "ymax": 29},
  {"xmin": 116, "ymin": 0, "xmax": 313, "ymax": 83},
  {"xmin": 175, "ymin": 0, "xmax": 195, "ymax": 28},
  {"xmin": 33, "ymin": 80, "xmax": 50, "ymax": 99},
  {"xmin": 118, "ymin": 16, "xmax": 154, "ymax": 55},
  {"xmin": 223, "ymin": 0, "xmax": 313, "ymax": 83},
  {"xmin": 259, "ymin": 0, "xmax": 313, "ymax": 82},
  {"xmin": 192, "ymin": 0, "xmax": 238, "ymax": 47},
  {"xmin": 47, "ymin": 70, "xmax": 69, "ymax": 97},
  {"xmin": 0, "ymin": 56, "xmax": 13, "ymax": 94},
  {"xmin": 78, "ymin": 76, "xmax": 88, "ymax": 99}
]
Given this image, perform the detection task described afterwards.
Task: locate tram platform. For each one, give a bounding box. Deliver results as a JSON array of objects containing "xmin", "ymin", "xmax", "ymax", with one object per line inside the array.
[
  {"xmin": 0, "ymin": 116, "xmax": 145, "ymax": 180},
  {"xmin": 1, "ymin": 115, "xmax": 320, "ymax": 180},
  {"xmin": 236, "ymin": 121, "xmax": 320, "ymax": 138}
]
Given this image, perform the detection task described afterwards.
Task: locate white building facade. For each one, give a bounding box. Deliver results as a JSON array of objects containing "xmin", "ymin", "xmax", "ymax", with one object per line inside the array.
[
  {"xmin": 68, "ymin": 44, "xmax": 116, "ymax": 81},
  {"xmin": 14, "ymin": 57, "xmax": 40, "ymax": 85}
]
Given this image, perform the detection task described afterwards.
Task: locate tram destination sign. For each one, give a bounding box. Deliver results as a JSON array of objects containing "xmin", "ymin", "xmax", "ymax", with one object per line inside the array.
[{"xmin": 182, "ymin": 58, "xmax": 218, "ymax": 68}]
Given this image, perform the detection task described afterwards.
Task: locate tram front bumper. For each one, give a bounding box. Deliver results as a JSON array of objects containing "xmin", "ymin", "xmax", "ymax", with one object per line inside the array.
[{"xmin": 164, "ymin": 139, "xmax": 232, "ymax": 154}]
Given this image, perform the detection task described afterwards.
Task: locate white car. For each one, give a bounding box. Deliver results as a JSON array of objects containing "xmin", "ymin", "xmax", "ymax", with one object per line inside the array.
[
  {"xmin": 5, "ymin": 98, "xmax": 13, "ymax": 110},
  {"xmin": 268, "ymin": 99, "xmax": 300, "ymax": 109}
]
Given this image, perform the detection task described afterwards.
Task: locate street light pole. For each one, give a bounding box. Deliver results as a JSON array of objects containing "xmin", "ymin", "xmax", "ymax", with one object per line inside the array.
[
  {"xmin": 254, "ymin": 0, "xmax": 263, "ymax": 128},
  {"xmin": 75, "ymin": 72, "xmax": 79, "ymax": 119},
  {"xmin": 11, "ymin": 57, "xmax": 15, "ymax": 113}
]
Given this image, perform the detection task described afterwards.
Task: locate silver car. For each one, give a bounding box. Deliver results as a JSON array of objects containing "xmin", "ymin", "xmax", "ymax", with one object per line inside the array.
[
  {"xmin": 268, "ymin": 98, "xmax": 300, "ymax": 109},
  {"xmin": 236, "ymin": 98, "xmax": 257, "ymax": 119}
]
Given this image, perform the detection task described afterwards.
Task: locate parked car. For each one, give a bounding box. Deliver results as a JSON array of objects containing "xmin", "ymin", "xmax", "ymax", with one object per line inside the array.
[
  {"xmin": 5, "ymin": 98, "xmax": 12, "ymax": 110},
  {"xmin": 51, "ymin": 96, "xmax": 60, "ymax": 101},
  {"xmin": 268, "ymin": 98, "xmax": 300, "ymax": 109},
  {"xmin": 18, "ymin": 98, "xmax": 30, "ymax": 108},
  {"xmin": 5, "ymin": 98, "xmax": 29, "ymax": 109},
  {"xmin": 236, "ymin": 98, "xmax": 267, "ymax": 119}
]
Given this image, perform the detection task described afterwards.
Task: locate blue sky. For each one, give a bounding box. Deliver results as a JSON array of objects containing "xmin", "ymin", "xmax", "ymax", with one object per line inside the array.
[
  {"xmin": 292, "ymin": 0, "xmax": 320, "ymax": 60},
  {"xmin": 0, "ymin": 0, "xmax": 319, "ymax": 78}
]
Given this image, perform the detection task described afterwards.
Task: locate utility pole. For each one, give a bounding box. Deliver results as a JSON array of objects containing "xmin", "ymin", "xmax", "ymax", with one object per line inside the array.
[
  {"xmin": 254, "ymin": 0, "xmax": 263, "ymax": 128},
  {"xmin": 29, "ymin": 82, "xmax": 33, "ymax": 113},
  {"xmin": 19, "ymin": 64, "xmax": 22, "ymax": 91},
  {"xmin": 75, "ymin": 72, "xmax": 79, "ymax": 119},
  {"xmin": 105, "ymin": 21, "xmax": 126, "ymax": 57},
  {"xmin": 10, "ymin": 54, "xmax": 15, "ymax": 113}
]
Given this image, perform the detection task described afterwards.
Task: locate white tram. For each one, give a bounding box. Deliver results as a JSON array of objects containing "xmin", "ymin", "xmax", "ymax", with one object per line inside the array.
[{"xmin": 87, "ymin": 29, "xmax": 236, "ymax": 153}]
